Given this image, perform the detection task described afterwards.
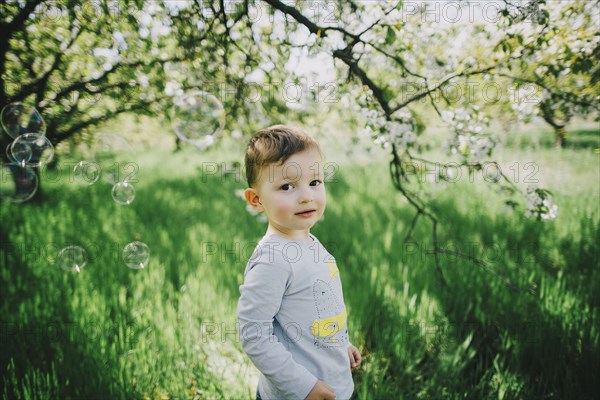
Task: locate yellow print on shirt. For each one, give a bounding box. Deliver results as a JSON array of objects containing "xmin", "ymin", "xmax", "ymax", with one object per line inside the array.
[
  {"xmin": 311, "ymin": 308, "xmax": 347, "ymax": 339},
  {"xmin": 312, "ymin": 279, "xmax": 348, "ymax": 347},
  {"xmin": 326, "ymin": 260, "xmax": 339, "ymax": 278}
]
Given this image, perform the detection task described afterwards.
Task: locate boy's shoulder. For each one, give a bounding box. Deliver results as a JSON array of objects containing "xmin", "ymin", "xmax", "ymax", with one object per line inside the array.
[
  {"xmin": 247, "ymin": 233, "xmax": 326, "ymax": 262},
  {"xmin": 246, "ymin": 235, "xmax": 293, "ymax": 265}
]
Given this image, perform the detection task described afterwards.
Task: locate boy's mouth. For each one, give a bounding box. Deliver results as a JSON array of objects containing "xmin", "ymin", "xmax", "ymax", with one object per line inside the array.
[{"xmin": 295, "ymin": 209, "xmax": 316, "ymax": 217}]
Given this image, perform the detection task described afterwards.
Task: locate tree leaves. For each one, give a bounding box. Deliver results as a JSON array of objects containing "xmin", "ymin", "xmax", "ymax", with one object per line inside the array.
[{"xmin": 385, "ymin": 26, "xmax": 395, "ymax": 46}]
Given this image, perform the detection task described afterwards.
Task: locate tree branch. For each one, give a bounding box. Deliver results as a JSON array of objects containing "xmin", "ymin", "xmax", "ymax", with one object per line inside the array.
[
  {"xmin": 51, "ymin": 100, "xmax": 152, "ymax": 143},
  {"xmin": 0, "ymin": 0, "xmax": 44, "ymax": 103},
  {"xmin": 391, "ymin": 65, "xmax": 500, "ymax": 113},
  {"xmin": 0, "ymin": 0, "xmax": 44, "ymax": 39}
]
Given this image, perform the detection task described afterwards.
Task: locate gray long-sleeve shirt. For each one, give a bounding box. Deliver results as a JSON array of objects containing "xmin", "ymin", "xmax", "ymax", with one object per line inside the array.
[{"xmin": 237, "ymin": 233, "xmax": 354, "ymax": 399}]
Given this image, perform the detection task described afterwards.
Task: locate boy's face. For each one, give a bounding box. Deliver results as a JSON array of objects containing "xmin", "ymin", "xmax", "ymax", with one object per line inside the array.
[{"xmin": 245, "ymin": 148, "xmax": 326, "ymax": 240}]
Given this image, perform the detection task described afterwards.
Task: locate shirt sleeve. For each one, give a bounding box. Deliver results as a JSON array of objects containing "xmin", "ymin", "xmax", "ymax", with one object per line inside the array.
[{"xmin": 237, "ymin": 245, "xmax": 318, "ymax": 399}]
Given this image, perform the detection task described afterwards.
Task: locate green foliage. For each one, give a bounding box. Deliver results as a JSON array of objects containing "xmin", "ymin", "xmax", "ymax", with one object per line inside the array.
[
  {"xmin": 2, "ymin": 0, "xmax": 597, "ymax": 154},
  {"xmin": 0, "ymin": 0, "xmax": 306, "ymax": 157},
  {"xmin": 1, "ymin": 136, "xmax": 598, "ymax": 399}
]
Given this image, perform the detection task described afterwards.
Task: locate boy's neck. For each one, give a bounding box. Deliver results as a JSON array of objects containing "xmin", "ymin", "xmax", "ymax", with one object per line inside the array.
[{"xmin": 266, "ymin": 226, "xmax": 312, "ymax": 242}]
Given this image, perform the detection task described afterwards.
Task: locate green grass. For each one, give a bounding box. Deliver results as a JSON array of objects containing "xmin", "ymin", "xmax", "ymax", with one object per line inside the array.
[
  {"xmin": 501, "ymin": 126, "xmax": 599, "ymax": 150},
  {"xmin": 1, "ymin": 136, "xmax": 598, "ymax": 399}
]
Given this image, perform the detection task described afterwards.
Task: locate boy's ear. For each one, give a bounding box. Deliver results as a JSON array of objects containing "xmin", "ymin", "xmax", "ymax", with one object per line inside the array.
[{"xmin": 244, "ymin": 188, "xmax": 263, "ymax": 211}]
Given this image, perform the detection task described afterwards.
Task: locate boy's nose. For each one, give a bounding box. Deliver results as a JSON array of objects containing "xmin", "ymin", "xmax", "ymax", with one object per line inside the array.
[{"xmin": 298, "ymin": 189, "xmax": 313, "ymax": 203}]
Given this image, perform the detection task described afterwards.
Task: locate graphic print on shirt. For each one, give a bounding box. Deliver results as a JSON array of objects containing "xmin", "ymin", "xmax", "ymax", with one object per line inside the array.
[
  {"xmin": 311, "ymin": 278, "xmax": 348, "ymax": 348},
  {"xmin": 326, "ymin": 260, "xmax": 339, "ymax": 278}
]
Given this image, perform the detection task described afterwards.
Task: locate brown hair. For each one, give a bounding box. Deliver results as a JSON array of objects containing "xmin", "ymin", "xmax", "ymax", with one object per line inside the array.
[{"xmin": 244, "ymin": 125, "xmax": 322, "ymax": 187}]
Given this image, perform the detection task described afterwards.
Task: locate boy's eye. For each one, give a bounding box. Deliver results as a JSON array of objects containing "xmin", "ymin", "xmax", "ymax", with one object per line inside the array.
[{"xmin": 280, "ymin": 181, "xmax": 321, "ymax": 190}]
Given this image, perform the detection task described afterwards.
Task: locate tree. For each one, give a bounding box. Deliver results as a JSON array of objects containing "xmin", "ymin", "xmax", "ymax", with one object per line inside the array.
[
  {"xmin": 1, "ymin": 0, "xmax": 597, "ymax": 286},
  {"xmin": 0, "ymin": 0, "xmax": 295, "ymax": 197},
  {"xmin": 252, "ymin": 0, "xmax": 597, "ymax": 287},
  {"xmin": 491, "ymin": 0, "xmax": 599, "ymax": 147}
]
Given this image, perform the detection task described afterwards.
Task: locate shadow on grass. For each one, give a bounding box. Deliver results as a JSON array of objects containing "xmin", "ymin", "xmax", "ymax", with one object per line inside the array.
[
  {"xmin": 503, "ymin": 128, "xmax": 599, "ymax": 150},
  {"xmin": 562, "ymin": 129, "xmax": 600, "ymax": 150},
  {"xmin": 322, "ymin": 172, "xmax": 598, "ymax": 399},
  {"xmin": 5, "ymin": 168, "xmax": 595, "ymax": 399},
  {"xmin": 126, "ymin": 173, "xmax": 256, "ymax": 295},
  {"xmin": 424, "ymin": 195, "xmax": 599, "ymax": 399},
  {"xmin": 0, "ymin": 193, "xmax": 135, "ymax": 399}
]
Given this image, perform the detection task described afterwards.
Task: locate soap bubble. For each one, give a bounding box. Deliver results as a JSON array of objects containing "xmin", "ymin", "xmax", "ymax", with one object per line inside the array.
[
  {"xmin": 123, "ymin": 241, "xmax": 150, "ymax": 269},
  {"xmin": 1, "ymin": 102, "xmax": 46, "ymax": 139},
  {"xmin": 57, "ymin": 245, "xmax": 88, "ymax": 273},
  {"xmin": 171, "ymin": 91, "xmax": 225, "ymax": 150},
  {"xmin": 112, "ymin": 181, "xmax": 135, "ymax": 205},
  {"xmin": 73, "ymin": 161, "xmax": 101, "ymax": 185},
  {"xmin": 6, "ymin": 142, "xmax": 23, "ymax": 163},
  {"xmin": 9, "ymin": 139, "xmax": 32, "ymax": 166},
  {"xmin": 10, "ymin": 133, "xmax": 54, "ymax": 167},
  {"xmin": 0, "ymin": 164, "xmax": 39, "ymax": 203},
  {"xmin": 92, "ymin": 133, "xmax": 135, "ymax": 184},
  {"xmin": 5, "ymin": 143, "xmax": 14, "ymax": 162}
]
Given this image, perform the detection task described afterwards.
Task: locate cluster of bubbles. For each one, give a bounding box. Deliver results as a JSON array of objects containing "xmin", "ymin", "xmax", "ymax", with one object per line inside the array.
[
  {"xmin": 56, "ymin": 132, "xmax": 146, "ymax": 271},
  {"xmin": 79, "ymin": 132, "xmax": 137, "ymax": 205},
  {"xmin": 0, "ymin": 104, "xmax": 148, "ymax": 272},
  {"xmin": 56, "ymin": 242, "xmax": 151, "ymax": 273},
  {"xmin": 67, "ymin": 90, "xmax": 225, "ymax": 205},
  {"xmin": 41, "ymin": 142, "xmax": 137, "ymax": 203},
  {"xmin": 2, "ymin": 90, "xmax": 226, "ymax": 275},
  {"xmin": 0, "ymin": 103, "xmax": 54, "ymax": 202}
]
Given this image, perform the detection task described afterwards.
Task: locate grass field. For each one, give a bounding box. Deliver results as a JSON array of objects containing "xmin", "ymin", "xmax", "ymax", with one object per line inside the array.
[{"xmin": 1, "ymin": 126, "xmax": 598, "ymax": 399}]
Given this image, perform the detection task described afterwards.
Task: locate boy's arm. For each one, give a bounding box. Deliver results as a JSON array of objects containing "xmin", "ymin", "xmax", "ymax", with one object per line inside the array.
[{"xmin": 237, "ymin": 250, "xmax": 318, "ymax": 399}]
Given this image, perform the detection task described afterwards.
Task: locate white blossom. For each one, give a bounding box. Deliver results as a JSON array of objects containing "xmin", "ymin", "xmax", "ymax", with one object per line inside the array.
[
  {"xmin": 112, "ymin": 30, "xmax": 128, "ymax": 51},
  {"xmin": 93, "ymin": 47, "xmax": 121, "ymax": 64},
  {"xmin": 165, "ymin": 80, "xmax": 182, "ymax": 97},
  {"xmin": 231, "ymin": 130, "xmax": 243, "ymax": 140},
  {"xmin": 443, "ymin": 106, "xmax": 495, "ymax": 160},
  {"xmin": 524, "ymin": 185, "xmax": 559, "ymax": 221},
  {"xmin": 137, "ymin": 74, "xmax": 150, "ymax": 87}
]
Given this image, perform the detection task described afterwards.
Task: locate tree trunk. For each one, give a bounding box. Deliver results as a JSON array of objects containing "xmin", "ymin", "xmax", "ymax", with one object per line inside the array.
[
  {"xmin": 555, "ymin": 126, "xmax": 567, "ymax": 148},
  {"xmin": 1, "ymin": 138, "xmax": 43, "ymax": 203}
]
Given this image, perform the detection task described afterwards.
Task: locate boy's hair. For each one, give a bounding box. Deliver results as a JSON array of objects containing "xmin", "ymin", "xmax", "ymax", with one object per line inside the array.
[{"xmin": 245, "ymin": 125, "xmax": 322, "ymax": 188}]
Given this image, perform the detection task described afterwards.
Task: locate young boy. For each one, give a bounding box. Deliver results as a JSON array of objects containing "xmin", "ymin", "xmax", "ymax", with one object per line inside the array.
[{"xmin": 237, "ymin": 125, "xmax": 362, "ymax": 400}]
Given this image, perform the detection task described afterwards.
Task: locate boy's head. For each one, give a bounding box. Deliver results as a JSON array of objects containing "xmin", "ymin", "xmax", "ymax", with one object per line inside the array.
[
  {"xmin": 243, "ymin": 125, "xmax": 326, "ymax": 240},
  {"xmin": 244, "ymin": 125, "xmax": 323, "ymax": 188}
]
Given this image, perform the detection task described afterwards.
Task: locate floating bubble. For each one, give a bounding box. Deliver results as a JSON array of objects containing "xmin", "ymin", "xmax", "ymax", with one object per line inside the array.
[
  {"xmin": 56, "ymin": 245, "xmax": 88, "ymax": 273},
  {"xmin": 171, "ymin": 91, "xmax": 225, "ymax": 149},
  {"xmin": 6, "ymin": 142, "xmax": 20, "ymax": 163},
  {"xmin": 123, "ymin": 241, "xmax": 150, "ymax": 269},
  {"xmin": 112, "ymin": 181, "xmax": 135, "ymax": 205},
  {"xmin": 73, "ymin": 161, "xmax": 101, "ymax": 185},
  {"xmin": 1, "ymin": 102, "xmax": 46, "ymax": 139},
  {"xmin": 9, "ymin": 139, "xmax": 32, "ymax": 166},
  {"xmin": 10, "ymin": 133, "xmax": 54, "ymax": 167},
  {"xmin": 0, "ymin": 163, "xmax": 39, "ymax": 203},
  {"xmin": 92, "ymin": 133, "xmax": 135, "ymax": 184}
]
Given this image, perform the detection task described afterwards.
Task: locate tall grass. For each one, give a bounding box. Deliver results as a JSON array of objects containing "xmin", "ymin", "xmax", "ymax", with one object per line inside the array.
[{"xmin": 1, "ymin": 137, "xmax": 598, "ymax": 399}]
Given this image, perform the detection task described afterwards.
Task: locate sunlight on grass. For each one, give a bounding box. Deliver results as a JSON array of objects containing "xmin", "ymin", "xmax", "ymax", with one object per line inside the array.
[{"xmin": 1, "ymin": 131, "xmax": 598, "ymax": 398}]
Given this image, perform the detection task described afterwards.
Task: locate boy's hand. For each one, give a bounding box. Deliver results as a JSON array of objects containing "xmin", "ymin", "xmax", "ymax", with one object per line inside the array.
[
  {"xmin": 348, "ymin": 345, "xmax": 362, "ymax": 369},
  {"xmin": 305, "ymin": 380, "xmax": 336, "ymax": 400}
]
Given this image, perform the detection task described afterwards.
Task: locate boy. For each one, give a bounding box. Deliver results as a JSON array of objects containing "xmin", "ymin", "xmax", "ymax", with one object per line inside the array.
[{"xmin": 237, "ymin": 125, "xmax": 362, "ymax": 400}]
